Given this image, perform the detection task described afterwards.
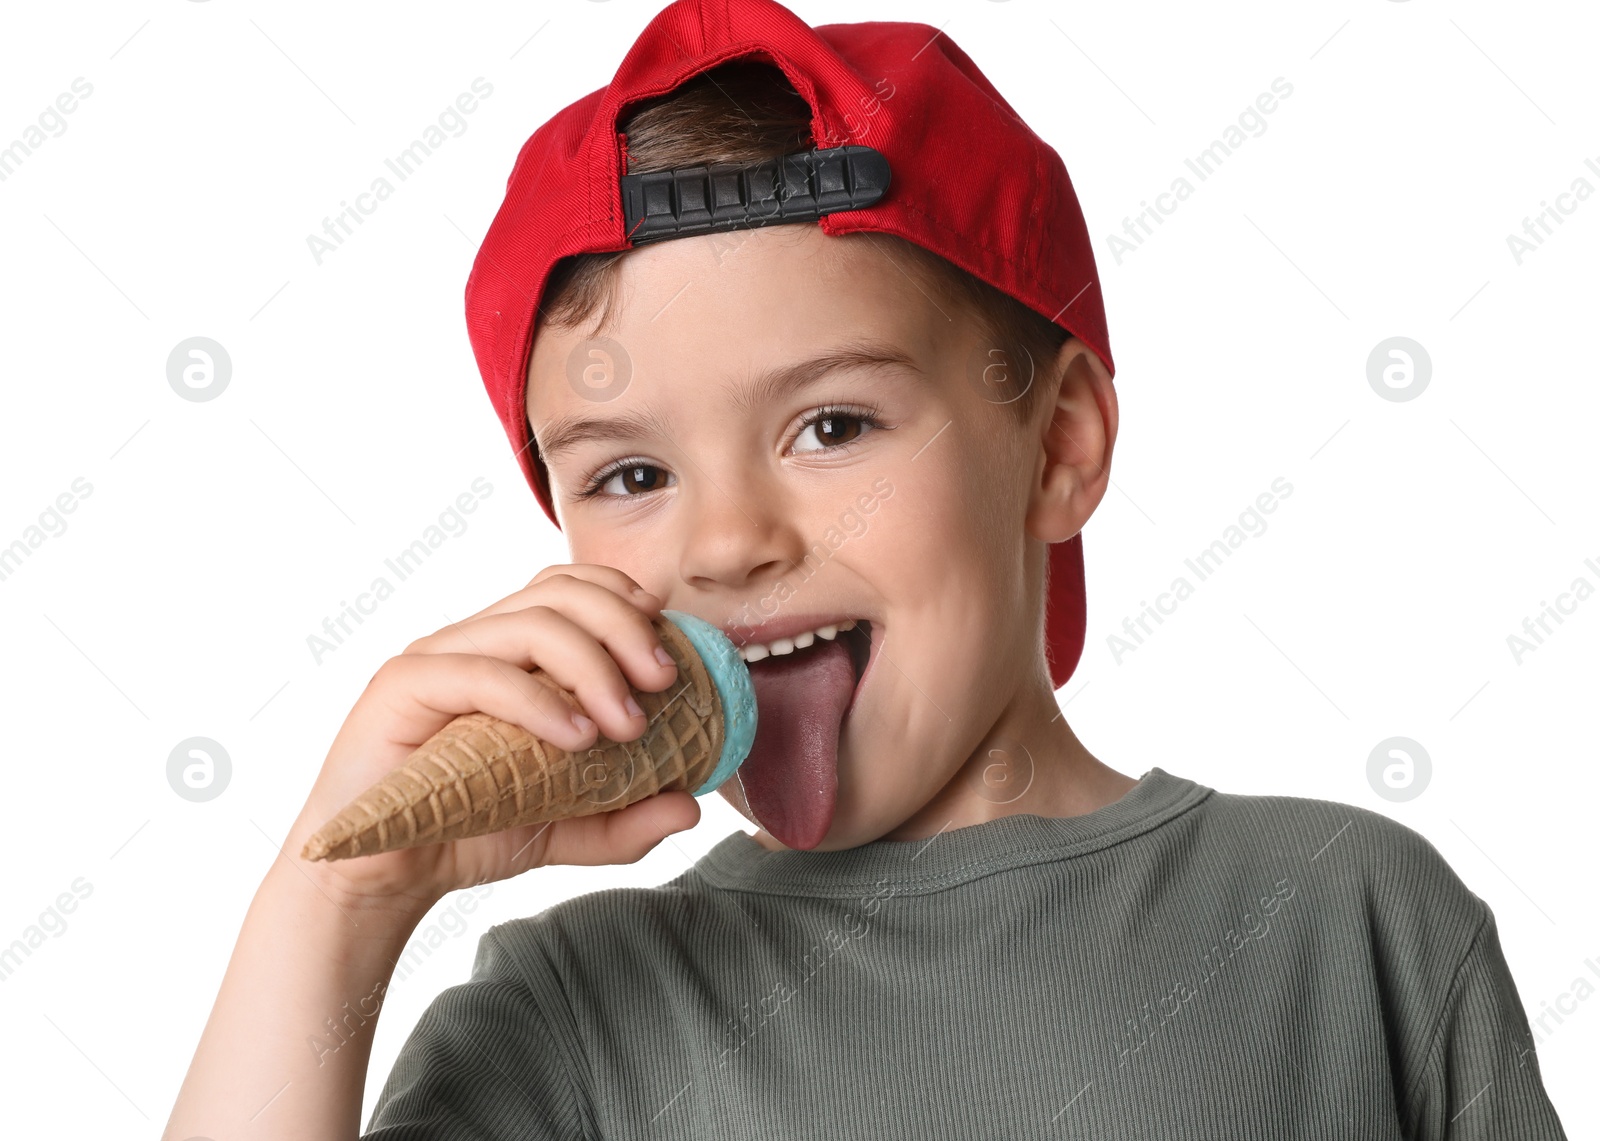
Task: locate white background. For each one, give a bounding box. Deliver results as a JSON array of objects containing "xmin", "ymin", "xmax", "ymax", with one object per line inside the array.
[{"xmin": 0, "ymin": 0, "xmax": 1594, "ymax": 1135}]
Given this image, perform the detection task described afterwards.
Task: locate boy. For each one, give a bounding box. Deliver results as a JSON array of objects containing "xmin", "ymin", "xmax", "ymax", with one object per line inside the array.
[{"xmin": 165, "ymin": 0, "xmax": 1569, "ymax": 1137}]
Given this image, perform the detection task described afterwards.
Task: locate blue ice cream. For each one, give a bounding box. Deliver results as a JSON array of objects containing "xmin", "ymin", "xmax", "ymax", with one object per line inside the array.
[{"xmin": 662, "ymin": 610, "xmax": 757, "ymax": 795}]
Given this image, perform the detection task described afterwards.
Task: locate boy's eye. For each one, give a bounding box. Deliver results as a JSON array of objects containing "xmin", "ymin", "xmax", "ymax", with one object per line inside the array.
[
  {"xmin": 793, "ymin": 408, "xmax": 872, "ymax": 453},
  {"xmin": 586, "ymin": 462, "xmax": 672, "ymax": 499},
  {"xmin": 578, "ymin": 405, "xmax": 886, "ymax": 500}
]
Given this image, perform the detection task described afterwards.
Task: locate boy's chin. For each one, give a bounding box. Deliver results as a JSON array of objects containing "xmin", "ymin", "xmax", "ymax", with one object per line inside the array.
[{"xmin": 720, "ymin": 786, "xmax": 833, "ymax": 852}]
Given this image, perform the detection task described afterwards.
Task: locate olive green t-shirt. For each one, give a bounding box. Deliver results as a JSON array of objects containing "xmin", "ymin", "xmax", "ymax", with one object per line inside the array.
[{"xmin": 361, "ymin": 767, "xmax": 1569, "ymax": 1138}]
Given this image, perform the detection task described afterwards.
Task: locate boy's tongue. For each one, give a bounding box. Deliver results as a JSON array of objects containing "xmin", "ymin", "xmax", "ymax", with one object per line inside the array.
[{"xmin": 740, "ymin": 636, "xmax": 855, "ymax": 851}]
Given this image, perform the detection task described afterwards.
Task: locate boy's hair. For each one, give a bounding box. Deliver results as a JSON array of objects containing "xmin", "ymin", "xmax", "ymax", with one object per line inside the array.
[{"xmin": 537, "ymin": 59, "xmax": 1070, "ymax": 427}]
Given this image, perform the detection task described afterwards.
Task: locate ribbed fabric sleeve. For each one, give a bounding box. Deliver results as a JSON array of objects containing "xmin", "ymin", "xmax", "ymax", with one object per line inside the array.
[
  {"xmin": 360, "ymin": 767, "xmax": 1569, "ymax": 1139},
  {"xmin": 361, "ymin": 925, "xmax": 592, "ymax": 1139},
  {"xmin": 1403, "ymin": 910, "xmax": 1568, "ymax": 1139}
]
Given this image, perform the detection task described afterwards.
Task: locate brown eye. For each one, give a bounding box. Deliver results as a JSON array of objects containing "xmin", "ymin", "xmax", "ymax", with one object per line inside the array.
[
  {"xmin": 794, "ymin": 408, "xmax": 881, "ymax": 454},
  {"xmin": 816, "ymin": 415, "xmax": 861, "ymax": 446},
  {"xmin": 582, "ymin": 461, "xmax": 673, "ymax": 499},
  {"xmin": 617, "ymin": 464, "xmax": 667, "ymax": 494}
]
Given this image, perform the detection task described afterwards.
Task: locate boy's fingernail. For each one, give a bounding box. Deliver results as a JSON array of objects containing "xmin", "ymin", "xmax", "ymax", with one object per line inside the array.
[
  {"xmin": 624, "ymin": 694, "xmax": 645, "ymax": 718},
  {"xmin": 571, "ymin": 712, "xmax": 596, "ymax": 734},
  {"xmin": 654, "ymin": 646, "xmax": 675, "ymax": 668}
]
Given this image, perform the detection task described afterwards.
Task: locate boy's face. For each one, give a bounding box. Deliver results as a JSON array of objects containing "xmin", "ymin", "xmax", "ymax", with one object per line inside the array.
[{"xmin": 526, "ymin": 223, "xmax": 1099, "ymax": 851}]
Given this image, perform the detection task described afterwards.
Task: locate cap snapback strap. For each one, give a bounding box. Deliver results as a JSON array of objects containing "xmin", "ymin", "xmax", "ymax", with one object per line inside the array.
[{"xmin": 619, "ymin": 144, "xmax": 891, "ymax": 244}]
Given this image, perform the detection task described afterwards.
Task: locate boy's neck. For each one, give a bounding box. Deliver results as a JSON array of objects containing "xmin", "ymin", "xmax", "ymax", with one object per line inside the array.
[
  {"xmin": 884, "ymin": 681, "xmax": 1138, "ymax": 842},
  {"xmin": 746, "ymin": 681, "xmax": 1138, "ymax": 851}
]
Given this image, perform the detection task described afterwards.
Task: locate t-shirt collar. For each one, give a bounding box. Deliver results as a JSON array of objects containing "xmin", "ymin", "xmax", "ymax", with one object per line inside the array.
[{"xmin": 693, "ymin": 767, "xmax": 1212, "ymax": 898}]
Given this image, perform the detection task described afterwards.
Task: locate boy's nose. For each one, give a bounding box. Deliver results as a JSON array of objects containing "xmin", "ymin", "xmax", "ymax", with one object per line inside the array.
[{"xmin": 676, "ymin": 476, "xmax": 808, "ymax": 591}]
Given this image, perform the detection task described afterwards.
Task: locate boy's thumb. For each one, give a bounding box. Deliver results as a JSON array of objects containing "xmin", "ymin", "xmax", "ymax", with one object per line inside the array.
[
  {"xmin": 653, "ymin": 790, "xmax": 702, "ymax": 835},
  {"xmin": 617, "ymin": 791, "xmax": 701, "ymax": 856}
]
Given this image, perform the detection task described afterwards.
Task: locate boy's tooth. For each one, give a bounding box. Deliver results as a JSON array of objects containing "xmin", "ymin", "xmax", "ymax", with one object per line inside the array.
[{"xmin": 740, "ymin": 620, "xmax": 862, "ymax": 660}]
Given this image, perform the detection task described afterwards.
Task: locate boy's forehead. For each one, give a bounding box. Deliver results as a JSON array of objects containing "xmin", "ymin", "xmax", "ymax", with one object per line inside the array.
[{"xmin": 526, "ymin": 226, "xmax": 957, "ymax": 419}]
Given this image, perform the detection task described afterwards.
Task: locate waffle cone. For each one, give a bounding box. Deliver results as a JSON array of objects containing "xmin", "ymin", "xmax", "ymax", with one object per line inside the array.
[{"xmin": 299, "ymin": 616, "xmax": 724, "ymax": 862}]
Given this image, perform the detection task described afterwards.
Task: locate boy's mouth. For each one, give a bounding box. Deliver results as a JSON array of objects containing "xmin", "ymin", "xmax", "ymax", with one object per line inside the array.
[
  {"xmin": 844, "ymin": 619, "xmax": 874, "ymax": 708},
  {"xmin": 728, "ymin": 614, "xmax": 876, "ymax": 851},
  {"xmin": 734, "ymin": 618, "xmax": 871, "ymax": 670}
]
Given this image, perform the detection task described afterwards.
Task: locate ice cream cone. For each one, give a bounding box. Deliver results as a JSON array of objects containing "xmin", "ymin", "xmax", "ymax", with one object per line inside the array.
[{"xmin": 299, "ymin": 611, "xmax": 753, "ymax": 862}]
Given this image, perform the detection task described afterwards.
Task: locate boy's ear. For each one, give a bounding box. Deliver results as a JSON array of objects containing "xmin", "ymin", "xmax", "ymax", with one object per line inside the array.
[{"xmin": 1026, "ymin": 337, "xmax": 1118, "ymax": 545}]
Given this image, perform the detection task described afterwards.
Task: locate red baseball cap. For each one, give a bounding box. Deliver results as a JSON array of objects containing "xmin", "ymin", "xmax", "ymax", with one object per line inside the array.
[{"xmin": 465, "ymin": 0, "xmax": 1114, "ymax": 689}]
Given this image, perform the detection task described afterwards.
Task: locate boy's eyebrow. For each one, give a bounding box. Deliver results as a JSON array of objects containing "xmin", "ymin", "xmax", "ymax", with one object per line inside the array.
[
  {"xmin": 534, "ymin": 339, "xmax": 920, "ymax": 463},
  {"xmin": 723, "ymin": 339, "xmax": 920, "ymax": 415}
]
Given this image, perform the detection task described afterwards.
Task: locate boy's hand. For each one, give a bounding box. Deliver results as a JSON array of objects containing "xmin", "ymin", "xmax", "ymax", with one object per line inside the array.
[{"xmin": 282, "ymin": 564, "xmax": 696, "ymax": 913}]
